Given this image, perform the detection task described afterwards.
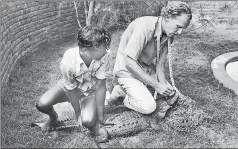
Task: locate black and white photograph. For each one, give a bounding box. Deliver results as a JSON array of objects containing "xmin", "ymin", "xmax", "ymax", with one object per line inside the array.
[{"xmin": 1, "ymin": 0, "xmax": 238, "ymax": 148}]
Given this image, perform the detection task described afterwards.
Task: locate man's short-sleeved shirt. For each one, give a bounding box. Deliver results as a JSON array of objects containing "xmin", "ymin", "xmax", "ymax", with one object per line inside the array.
[
  {"xmin": 113, "ymin": 16, "xmax": 170, "ymax": 78},
  {"xmin": 59, "ymin": 47, "xmax": 109, "ymax": 96}
]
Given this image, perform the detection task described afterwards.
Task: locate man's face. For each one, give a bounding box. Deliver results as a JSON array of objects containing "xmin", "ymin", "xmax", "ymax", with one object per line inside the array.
[{"xmin": 164, "ymin": 13, "xmax": 191, "ymax": 37}]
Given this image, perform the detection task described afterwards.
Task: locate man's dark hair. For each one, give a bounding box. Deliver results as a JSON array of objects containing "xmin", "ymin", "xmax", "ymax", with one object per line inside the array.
[
  {"xmin": 161, "ymin": 2, "xmax": 192, "ymax": 20},
  {"xmin": 77, "ymin": 25, "xmax": 111, "ymax": 49}
]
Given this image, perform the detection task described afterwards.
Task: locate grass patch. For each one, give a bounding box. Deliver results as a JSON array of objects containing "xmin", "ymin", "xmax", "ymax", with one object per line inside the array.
[{"xmin": 1, "ymin": 29, "xmax": 238, "ymax": 148}]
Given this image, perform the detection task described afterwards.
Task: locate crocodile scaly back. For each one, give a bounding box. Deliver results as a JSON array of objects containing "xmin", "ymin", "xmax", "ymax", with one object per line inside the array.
[{"xmin": 104, "ymin": 111, "xmax": 149, "ymax": 137}]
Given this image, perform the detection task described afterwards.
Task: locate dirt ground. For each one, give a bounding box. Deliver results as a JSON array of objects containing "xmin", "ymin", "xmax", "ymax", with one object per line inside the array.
[{"xmin": 1, "ymin": 25, "xmax": 238, "ymax": 148}]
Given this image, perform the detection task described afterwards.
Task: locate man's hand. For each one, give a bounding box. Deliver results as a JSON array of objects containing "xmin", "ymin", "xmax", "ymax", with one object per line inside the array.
[
  {"xmin": 154, "ymin": 82, "xmax": 174, "ymax": 96},
  {"xmin": 166, "ymin": 81, "xmax": 175, "ymax": 96}
]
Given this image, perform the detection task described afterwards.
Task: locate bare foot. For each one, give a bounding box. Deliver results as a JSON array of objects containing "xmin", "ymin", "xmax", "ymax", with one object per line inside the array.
[
  {"xmin": 41, "ymin": 118, "xmax": 56, "ymax": 132},
  {"xmin": 40, "ymin": 113, "xmax": 65, "ymax": 132},
  {"xmin": 94, "ymin": 127, "xmax": 109, "ymax": 143}
]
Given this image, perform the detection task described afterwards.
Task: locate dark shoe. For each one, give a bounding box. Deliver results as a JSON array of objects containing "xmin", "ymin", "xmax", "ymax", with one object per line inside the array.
[
  {"xmin": 157, "ymin": 101, "xmax": 171, "ymax": 119},
  {"xmin": 166, "ymin": 91, "xmax": 179, "ymax": 106}
]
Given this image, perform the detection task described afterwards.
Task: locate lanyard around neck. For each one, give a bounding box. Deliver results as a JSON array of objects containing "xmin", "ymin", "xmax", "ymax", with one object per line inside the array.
[{"xmin": 154, "ymin": 17, "xmax": 170, "ymax": 65}]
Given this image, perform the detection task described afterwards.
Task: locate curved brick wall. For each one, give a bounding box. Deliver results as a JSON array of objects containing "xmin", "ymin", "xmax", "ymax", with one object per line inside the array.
[{"xmin": 1, "ymin": 1, "xmax": 82, "ymax": 91}]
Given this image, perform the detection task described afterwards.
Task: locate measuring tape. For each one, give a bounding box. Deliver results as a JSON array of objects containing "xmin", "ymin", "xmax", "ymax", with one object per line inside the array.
[
  {"xmin": 168, "ymin": 38, "xmax": 181, "ymax": 95},
  {"xmin": 153, "ymin": 37, "xmax": 181, "ymax": 99}
]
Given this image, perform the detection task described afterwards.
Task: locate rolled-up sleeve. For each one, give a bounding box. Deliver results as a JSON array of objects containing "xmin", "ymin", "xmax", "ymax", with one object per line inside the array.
[
  {"xmin": 95, "ymin": 54, "xmax": 110, "ymax": 80},
  {"xmin": 60, "ymin": 55, "xmax": 78, "ymax": 90},
  {"xmin": 123, "ymin": 26, "xmax": 148, "ymax": 60}
]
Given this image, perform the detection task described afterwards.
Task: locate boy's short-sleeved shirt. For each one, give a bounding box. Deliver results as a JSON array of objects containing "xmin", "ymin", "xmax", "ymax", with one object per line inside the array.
[
  {"xmin": 59, "ymin": 47, "xmax": 110, "ymax": 96},
  {"xmin": 113, "ymin": 16, "xmax": 172, "ymax": 78}
]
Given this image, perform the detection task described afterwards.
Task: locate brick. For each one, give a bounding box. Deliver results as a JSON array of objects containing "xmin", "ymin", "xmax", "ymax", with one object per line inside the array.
[
  {"xmin": 1, "ymin": 0, "xmax": 81, "ymax": 91},
  {"xmin": 2, "ymin": 38, "xmax": 21, "ymax": 63}
]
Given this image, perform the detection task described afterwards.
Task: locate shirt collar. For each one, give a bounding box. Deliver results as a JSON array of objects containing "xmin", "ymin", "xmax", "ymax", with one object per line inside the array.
[
  {"xmin": 77, "ymin": 47, "xmax": 95, "ymax": 71},
  {"xmin": 153, "ymin": 16, "xmax": 163, "ymax": 38}
]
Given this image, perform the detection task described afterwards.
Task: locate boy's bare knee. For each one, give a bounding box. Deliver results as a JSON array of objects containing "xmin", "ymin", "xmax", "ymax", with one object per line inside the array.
[
  {"xmin": 81, "ymin": 115, "xmax": 96, "ymax": 128},
  {"xmin": 36, "ymin": 96, "xmax": 53, "ymax": 112},
  {"xmin": 37, "ymin": 97, "xmax": 48, "ymax": 108},
  {"xmin": 36, "ymin": 100, "xmax": 45, "ymax": 110},
  {"xmin": 35, "ymin": 102, "xmax": 41, "ymax": 111},
  {"xmin": 36, "ymin": 102, "xmax": 51, "ymax": 113}
]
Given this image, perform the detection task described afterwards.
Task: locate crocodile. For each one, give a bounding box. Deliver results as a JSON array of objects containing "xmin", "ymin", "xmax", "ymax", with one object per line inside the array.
[
  {"xmin": 31, "ymin": 91, "xmax": 208, "ymax": 142},
  {"xmin": 102, "ymin": 91, "xmax": 207, "ymax": 138}
]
